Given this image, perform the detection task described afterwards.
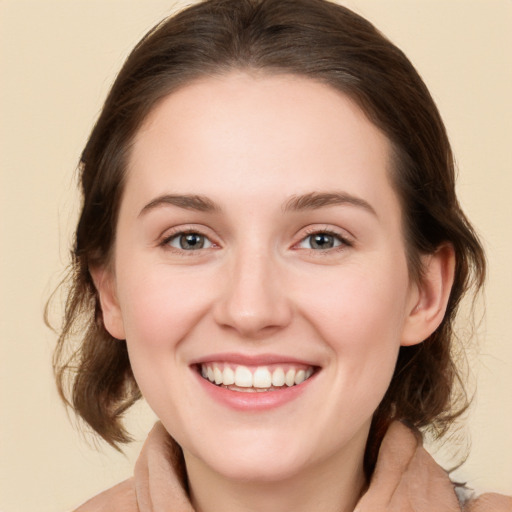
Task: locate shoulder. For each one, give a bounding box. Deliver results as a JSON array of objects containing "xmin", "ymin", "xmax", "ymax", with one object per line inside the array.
[
  {"xmin": 73, "ymin": 477, "xmax": 137, "ymax": 512},
  {"xmin": 465, "ymin": 492, "xmax": 512, "ymax": 512},
  {"xmin": 71, "ymin": 422, "xmax": 190, "ymax": 512},
  {"xmin": 356, "ymin": 422, "xmax": 512, "ymax": 512}
]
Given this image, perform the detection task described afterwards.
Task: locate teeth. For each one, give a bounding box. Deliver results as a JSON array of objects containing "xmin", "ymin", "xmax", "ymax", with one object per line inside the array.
[
  {"xmin": 234, "ymin": 366, "xmax": 253, "ymax": 387},
  {"xmin": 285, "ymin": 369, "xmax": 295, "ymax": 387},
  {"xmin": 200, "ymin": 363, "xmax": 315, "ymax": 390},
  {"xmin": 223, "ymin": 366, "xmax": 235, "ymax": 385},
  {"xmin": 253, "ymin": 367, "xmax": 272, "ymax": 388},
  {"xmin": 271, "ymin": 367, "xmax": 285, "ymax": 387},
  {"xmin": 214, "ymin": 366, "xmax": 223, "ymax": 385},
  {"xmin": 294, "ymin": 369, "xmax": 306, "ymax": 385}
]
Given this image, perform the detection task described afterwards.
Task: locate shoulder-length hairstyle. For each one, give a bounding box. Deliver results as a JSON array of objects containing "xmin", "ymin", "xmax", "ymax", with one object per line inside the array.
[{"xmin": 51, "ymin": 0, "xmax": 485, "ymax": 477}]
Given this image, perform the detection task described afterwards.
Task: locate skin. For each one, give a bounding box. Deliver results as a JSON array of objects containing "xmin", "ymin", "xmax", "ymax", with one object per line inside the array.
[{"xmin": 93, "ymin": 72, "xmax": 454, "ymax": 512}]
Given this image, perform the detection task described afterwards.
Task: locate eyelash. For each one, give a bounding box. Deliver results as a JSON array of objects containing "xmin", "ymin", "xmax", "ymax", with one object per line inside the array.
[
  {"xmin": 296, "ymin": 227, "xmax": 353, "ymax": 252},
  {"xmin": 159, "ymin": 227, "xmax": 352, "ymax": 254},
  {"xmin": 160, "ymin": 228, "xmax": 216, "ymax": 254}
]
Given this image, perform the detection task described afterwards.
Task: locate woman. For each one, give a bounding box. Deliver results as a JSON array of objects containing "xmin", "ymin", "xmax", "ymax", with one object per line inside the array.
[{"xmin": 51, "ymin": 0, "xmax": 511, "ymax": 510}]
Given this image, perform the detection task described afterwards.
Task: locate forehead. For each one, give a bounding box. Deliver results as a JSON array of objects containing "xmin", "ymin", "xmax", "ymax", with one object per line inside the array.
[{"xmin": 126, "ymin": 72, "xmax": 399, "ymax": 219}]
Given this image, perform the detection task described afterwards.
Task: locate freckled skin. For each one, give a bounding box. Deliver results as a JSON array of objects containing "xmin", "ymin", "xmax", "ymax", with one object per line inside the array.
[{"xmin": 95, "ymin": 73, "xmax": 447, "ymax": 511}]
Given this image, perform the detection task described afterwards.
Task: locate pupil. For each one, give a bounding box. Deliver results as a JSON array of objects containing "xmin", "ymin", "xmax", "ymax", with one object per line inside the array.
[
  {"xmin": 181, "ymin": 233, "xmax": 204, "ymax": 249},
  {"xmin": 312, "ymin": 234, "xmax": 333, "ymax": 249}
]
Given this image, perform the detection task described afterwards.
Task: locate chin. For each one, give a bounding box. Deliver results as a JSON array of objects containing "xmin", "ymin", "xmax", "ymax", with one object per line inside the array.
[
  {"xmin": 207, "ymin": 451, "xmax": 311, "ymax": 483},
  {"xmin": 182, "ymin": 426, "xmax": 316, "ymax": 483}
]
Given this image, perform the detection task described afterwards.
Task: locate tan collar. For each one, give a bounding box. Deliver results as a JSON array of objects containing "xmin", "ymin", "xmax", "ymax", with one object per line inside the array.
[
  {"xmin": 132, "ymin": 421, "xmax": 510, "ymax": 512},
  {"xmin": 354, "ymin": 421, "xmax": 460, "ymax": 511}
]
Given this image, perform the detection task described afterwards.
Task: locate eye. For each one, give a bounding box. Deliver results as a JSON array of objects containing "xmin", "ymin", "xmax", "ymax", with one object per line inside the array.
[
  {"xmin": 165, "ymin": 232, "xmax": 213, "ymax": 250},
  {"xmin": 297, "ymin": 231, "xmax": 348, "ymax": 250}
]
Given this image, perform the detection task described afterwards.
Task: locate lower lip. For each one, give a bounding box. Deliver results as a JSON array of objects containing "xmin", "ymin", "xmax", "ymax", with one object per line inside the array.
[{"xmin": 193, "ymin": 369, "xmax": 315, "ymax": 411}]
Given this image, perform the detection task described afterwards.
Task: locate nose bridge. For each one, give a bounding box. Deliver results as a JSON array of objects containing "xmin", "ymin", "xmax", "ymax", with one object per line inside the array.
[{"xmin": 214, "ymin": 242, "xmax": 292, "ymax": 337}]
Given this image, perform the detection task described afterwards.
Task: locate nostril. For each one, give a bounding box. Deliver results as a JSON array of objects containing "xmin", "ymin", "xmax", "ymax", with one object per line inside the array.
[{"xmin": 213, "ymin": 298, "xmax": 293, "ymax": 338}]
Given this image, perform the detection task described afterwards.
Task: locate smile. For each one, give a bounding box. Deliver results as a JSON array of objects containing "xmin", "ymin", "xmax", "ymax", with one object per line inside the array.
[{"xmin": 199, "ymin": 363, "xmax": 315, "ymax": 392}]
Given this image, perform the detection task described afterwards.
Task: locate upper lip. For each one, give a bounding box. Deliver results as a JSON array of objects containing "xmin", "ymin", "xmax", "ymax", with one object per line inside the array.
[{"xmin": 189, "ymin": 352, "xmax": 319, "ymax": 367}]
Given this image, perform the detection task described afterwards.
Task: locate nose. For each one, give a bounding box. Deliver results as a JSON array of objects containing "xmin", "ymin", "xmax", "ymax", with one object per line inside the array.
[{"xmin": 213, "ymin": 247, "xmax": 293, "ymax": 339}]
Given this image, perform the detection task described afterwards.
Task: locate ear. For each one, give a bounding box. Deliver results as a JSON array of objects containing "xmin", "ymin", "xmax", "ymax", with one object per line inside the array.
[
  {"xmin": 89, "ymin": 266, "xmax": 126, "ymax": 340},
  {"xmin": 401, "ymin": 244, "xmax": 455, "ymax": 347}
]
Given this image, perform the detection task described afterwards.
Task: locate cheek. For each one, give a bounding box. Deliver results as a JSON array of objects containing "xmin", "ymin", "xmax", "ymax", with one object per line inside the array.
[
  {"xmin": 115, "ymin": 266, "xmax": 212, "ymax": 358},
  {"xmin": 300, "ymin": 261, "xmax": 410, "ymax": 345},
  {"xmin": 298, "ymin": 259, "xmax": 410, "ymax": 396},
  {"xmin": 114, "ymin": 268, "xmax": 209, "ymax": 420}
]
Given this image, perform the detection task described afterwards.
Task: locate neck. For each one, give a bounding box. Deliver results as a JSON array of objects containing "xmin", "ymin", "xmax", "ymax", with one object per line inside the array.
[{"xmin": 184, "ymin": 439, "xmax": 368, "ymax": 512}]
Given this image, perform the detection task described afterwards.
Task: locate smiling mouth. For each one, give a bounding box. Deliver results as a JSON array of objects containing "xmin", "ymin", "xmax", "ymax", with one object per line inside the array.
[{"xmin": 197, "ymin": 362, "xmax": 316, "ymax": 392}]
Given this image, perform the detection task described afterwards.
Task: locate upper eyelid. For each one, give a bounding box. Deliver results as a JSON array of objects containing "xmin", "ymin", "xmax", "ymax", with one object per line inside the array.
[
  {"xmin": 299, "ymin": 225, "xmax": 354, "ymax": 242},
  {"xmin": 160, "ymin": 225, "xmax": 218, "ymax": 242}
]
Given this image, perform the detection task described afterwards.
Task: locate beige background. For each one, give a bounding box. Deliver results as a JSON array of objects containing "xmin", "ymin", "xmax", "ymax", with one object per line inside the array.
[{"xmin": 1, "ymin": 1, "xmax": 511, "ymax": 510}]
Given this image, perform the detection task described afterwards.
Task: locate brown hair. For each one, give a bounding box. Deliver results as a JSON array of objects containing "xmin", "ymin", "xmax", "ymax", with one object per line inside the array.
[{"xmin": 51, "ymin": 0, "xmax": 485, "ymax": 477}]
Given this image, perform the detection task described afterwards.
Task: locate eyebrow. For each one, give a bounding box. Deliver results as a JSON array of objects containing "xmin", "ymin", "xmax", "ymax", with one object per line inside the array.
[
  {"xmin": 139, "ymin": 194, "xmax": 221, "ymax": 216},
  {"xmin": 283, "ymin": 191, "xmax": 377, "ymax": 216},
  {"xmin": 139, "ymin": 191, "xmax": 376, "ymax": 217}
]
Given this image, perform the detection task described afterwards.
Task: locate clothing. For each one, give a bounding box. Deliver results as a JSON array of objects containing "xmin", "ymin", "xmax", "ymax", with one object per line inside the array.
[{"xmin": 74, "ymin": 422, "xmax": 511, "ymax": 512}]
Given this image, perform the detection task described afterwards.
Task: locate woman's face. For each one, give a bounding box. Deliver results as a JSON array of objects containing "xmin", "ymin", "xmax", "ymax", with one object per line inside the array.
[{"xmin": 101, "ymin": 73, "xmax": 424, "ymax": 482}]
